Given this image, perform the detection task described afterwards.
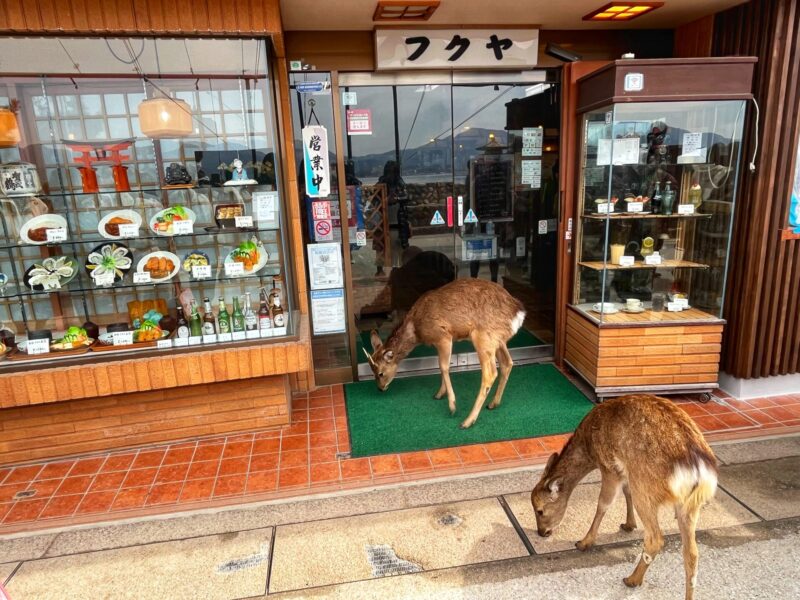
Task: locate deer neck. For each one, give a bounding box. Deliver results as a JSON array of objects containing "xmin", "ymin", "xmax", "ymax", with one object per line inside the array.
[
  {"xmin": 385, "ymin": 318, "xmax": 418, "ymax": 361},
  {"xmin": 550, "ymin": 437, "xmax": 595, "ymax": 497}
]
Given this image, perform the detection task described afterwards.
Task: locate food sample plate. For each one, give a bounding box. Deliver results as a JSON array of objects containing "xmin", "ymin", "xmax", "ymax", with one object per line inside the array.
[
  {"xmin": 85, "ymin": 242, "xmax": 133, "ymax": 283},
  {"xmin": 12, "ymin": 339, "xmax": 93, "ymax": 360},
  {"xmin": 19, "ymin": 214, "xmax": 68, "ymax": 245},
  {"xmin": 223, "ymin": 240, "xmax": 268, "ymax": 277},
  {"xmin": 98, "ymin": 209, "xmax": 143, "ymax": 240},
  {"xmin": 149, "ymin": 205, "xmax": 197, "ymax": 236},
  {"xmin": 94, "ymin": 330, "xmax": 169, "ymax": 351},
  {"xmin": 23, "ymin": 256, "xmax": 79, "ymax": 291},
  {"xmin": 137, "ymin": 251, "xmax": 181, "ymax": 282},
  {"xmin": 182, "ymin": 250, "xmax": 210, "ymax": 273}
]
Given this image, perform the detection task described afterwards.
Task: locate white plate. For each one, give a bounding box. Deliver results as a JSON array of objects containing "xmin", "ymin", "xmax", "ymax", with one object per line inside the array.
[
  {"xmin": 19, "ymin": 214, "xmax": 68, "ymax": 245},
  {"xmin": 148, "ymin": 206, "xmax": 197, "ymax": 236},
  {"xmin": 98, "ymin": 209, "xmax": 142, "ymax": 240},
  {"xmin": 223, "ymin": 243, "xmax": 269, "ymax": 277},
  {"xmin": 622, "ymin": 307, "xmax": 646, "ymax": 314},
  {"xmin": 591, "ymin": 303, "xmax": 619, "ymax": 314},
  {"xmin": 136, "ymin": 251, "xmax": 181, "ymax": 282}
]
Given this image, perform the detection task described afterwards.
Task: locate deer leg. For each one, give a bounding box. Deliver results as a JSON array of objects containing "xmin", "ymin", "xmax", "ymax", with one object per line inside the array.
[
  {"xmin": 620, "ymin": 482, "xmax": 637, "ymax": 531},
  {"xmin": 433, "ymin": 339, "xmax": 456, "ymax": 415},
  {"xmin": 623, "ymin": 501, "xmax": 663, "ymax": 589},
  {"xmin": 677, "ymin": 505, "xmax": 701, "ymax": 600},
  {"xmin": 460, "ymin": 339, "xmax": 498, "ymax": 429},
  {"xmin": 487, "ymin": 343, "xmax": 513, "ymax": 410},
  {"xmin": 576, "ymin": 470, "xmax": 622, "ymax": 551}
]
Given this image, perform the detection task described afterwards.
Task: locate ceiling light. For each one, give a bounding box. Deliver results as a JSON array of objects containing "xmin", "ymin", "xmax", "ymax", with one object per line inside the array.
[
  {"xmin": 373, "ymin": 1, "xmax": 440, "ymax": 21},
  {"xmin": 583, "ymin": 2, "xmax": 663, "ymax": 21}
]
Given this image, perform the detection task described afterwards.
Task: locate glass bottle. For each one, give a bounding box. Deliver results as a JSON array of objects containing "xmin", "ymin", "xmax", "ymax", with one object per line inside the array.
[
  {"xmin": 217, "ymin": 298, "xmax": 231, "ymax": 334},
  {"xmin": 202, "ymin": 297, "xmax": 216, "ymax": 335},
  {"xmin": 244, "ymin": 292, "xmax": 258, "ymax": 331},
  {"xmin": 688, "ymin": 178, "xmax": 703, "ymax": 209},
  {"xmin": 651, "ymin": 181, "xmax": 662, "ymax": 214},
  {"xmin": 176, "ymin": 306, "xmax": 190, "ymax": 339},
  {"xmin": 258, "ymin": 296, "xmax": 272, "ymax": 332},
  {"xmin": 189, "ymin": 301, "xmax": 203, "ymax": 337},
  {"xmin": 232, "ymin": 296, "xmax": 245, "ymax": 332},
  {"xmin": 268, "ymin": 275, "xmax": 283, "ymax": 311},
  {"xmin": 272, "ymin": 296, "xmax": 285, "ymax": 328},
  {"xmin": 662, "ymin": 181, "xmax": 676, "ymax": 215}
]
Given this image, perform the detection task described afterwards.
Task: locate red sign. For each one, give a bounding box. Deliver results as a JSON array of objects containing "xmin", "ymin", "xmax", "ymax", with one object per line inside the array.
[
  {"xmin": 346, "ymin": 109, "xmax": 372, "ymax": 136},
  {"xmin": 312, "ymin": 200, "xmax": 331, "ymax": 220}
]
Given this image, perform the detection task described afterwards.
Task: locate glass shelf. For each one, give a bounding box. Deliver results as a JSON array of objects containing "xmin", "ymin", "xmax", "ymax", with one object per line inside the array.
[
  {"xmin": 578, "ymin": 259, "xmax": 708, "ymax": 271},
  {"xmin": 582, "ymin": 212, "xmax": 712, "ymax": 221},
  {"xmin": 32, "ymin": 183, "xmax": 275, "ymax": 199}
]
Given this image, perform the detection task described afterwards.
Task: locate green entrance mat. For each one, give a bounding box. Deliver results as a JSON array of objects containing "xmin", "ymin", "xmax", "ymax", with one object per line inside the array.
[
  {"xmin": 356, "ymin": 328, "xmax": 544, "ymax": 364},
  {"xmin": 345, "ymin": 363, "xmax": 592, "ymax": 457}
]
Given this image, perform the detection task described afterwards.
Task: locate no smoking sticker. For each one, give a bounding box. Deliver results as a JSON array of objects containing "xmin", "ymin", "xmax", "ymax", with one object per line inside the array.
[{"xmin": 315, "ymin": 219, "xmax": 333, "ymax": 241}]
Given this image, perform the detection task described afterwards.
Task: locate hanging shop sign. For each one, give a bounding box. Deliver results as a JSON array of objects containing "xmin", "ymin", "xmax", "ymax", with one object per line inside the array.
[
  {"xmin": 302, "ymin": 125, "xmax": 330, "ymax": 197},
  {"xmin": 375, "ymin": 28, "xmax": 539, "ymax": 71},
  {"xmin": 296, "ymin": 81, "xmax": 331, "ymax": 95},
  {"xmin": 346, "ymin": 109, "xmax": 373, "ymax": 135}
]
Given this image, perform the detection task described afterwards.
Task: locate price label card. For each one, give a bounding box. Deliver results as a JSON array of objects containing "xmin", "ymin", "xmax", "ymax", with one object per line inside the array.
[
  {"xmin": 675, "ymin": 298, "xmax": 690, "ymax": 309},
  {"xmin": 94, "ymin": 272, "xmax": 115, "ymax": 287},
  {"xmin": 174, "ymin": 337, "xmax": 189, "ymax": 347},
  {"xmin": 118, "ymin": 223, "xmax": 139, "ymax": 238},
  {"xmin": 157, "ymin": 339, "xmax": 172, "ymax": 350},
  {"xmin": 677, "ymin": 204, "xmax": 695, "ymax": 215},
  {"xmin": 645, "ymin": 254, "xmax": 663, "ymax": 265},
  {"xmin": 225, "ymin": 262, "xmax": 244, "ymax": 277},
  {"xmin": 112, "ymin": 331, "xmax": 134, "ymax": 346},
  {"xmin": 667, "ymin": 302, "xmax": 682, "ymax": 312},
  {"xmin": 619, "ymin": 255, "xmax": 635, "ymax": 267},
  {"xmin": 273, "ymin": 326, "xmax": 287, "ymax": 337},
  {"xmin": 260, "ymin": 328, "xmax": 274, "ymax": 338},
  {"xmin": 192, "ymin": 265, "xmax": 212, "ymax": 280},
  {"xmin": 232, "ymin": 331, "xmax": 246, "ymax": 341},
  {"xmin": 26, "ymin": 338, "xmax": 50, "ymax": 355},
  {"xmin": 218, "ymin": 332, "xmax": 233, "ymax": 343},
  {"xmin": 246, "ymin": 330, "xmax": 260, "ymax": 340},
  {"xmin": 627, "ymin": 201, "xmax": 644, "ymax": 213},
  {"xmin": 188, "ymin": 336, "xmax": 202, "ymax": 346},
  {"xmin": 173, "ymin": 220, "xmax": 193, "ymax": 235},
  {"xmin": 202, "ymin": 334, "xmax": 218, "ymax": 344},
  {"xmin": 235, "ymin": 215, "xmax": 254, "ymax": 228},
  {"xmin": 133, "ymin": 272, "xmax": 151, "ymax": 284},
  {"xmin": 595, "ymin": 203, "xmax": 611, "ymax": 214},
  {"xmin": 46, "ymin": 228, "xmax": 67, "ymax": 243}
]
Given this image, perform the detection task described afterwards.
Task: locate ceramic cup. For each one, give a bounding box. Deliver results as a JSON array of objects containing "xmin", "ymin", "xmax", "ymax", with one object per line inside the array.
[{"xmin": 626, "ymin": 298, "xmax": 642, "ymax": 310}]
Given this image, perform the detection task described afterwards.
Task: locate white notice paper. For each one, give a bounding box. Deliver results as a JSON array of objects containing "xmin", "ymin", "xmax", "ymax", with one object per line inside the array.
[
  {"xmin": 25, "ymin": 338, "xmax": 50, "ymax": 355},
  {"xmin": 597, "ymin": 139, "xmax": 612, "ymax": 166},
  {"xmin": 307, "ymin": 242, "xmax": 344, "ymax": 290},
  {"xmin": 311, "ymin": 289, "xmax": 346, "ymax": 334},
  {"xmin": 521, "ymin": 160, "xmax": 541, "ymax": 188},
  {"xmin": 522, "ymin": 127, "xmax": 543, "ymax": 157},
  {"xmin": 254, "ymin": 191, "xmax": 279, "ymax": 225},
  {"xmin": 682, "ymin": 132, "xmax": 704, "ymax": 157},
  {"xmin": 612, "ymin": 138, "xmax": 640, "ymax": 165},
  {"xmin": 112, "ymin": 331, "xmax": 134, "ymax": 346}
]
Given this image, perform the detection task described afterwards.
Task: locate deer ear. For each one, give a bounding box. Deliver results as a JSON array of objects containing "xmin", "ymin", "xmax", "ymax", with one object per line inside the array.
[
  {"xmin": 543, "ymin": 452, "xmax": 558, "ymax": 475},
  {"xmin": 370, "ymin": 330, "xmax": 383, "ymax": 353},
  {"xmin": 548, "ymin": 479, "xmax": 561, "ymax": 500},
  {"xmin": 384, "ymin": 350, "xmax": 394, "ymax": 362}
]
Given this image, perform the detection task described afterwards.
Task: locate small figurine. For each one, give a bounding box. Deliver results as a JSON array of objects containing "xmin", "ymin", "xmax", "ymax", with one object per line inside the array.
[
  {"xmin": 165, "ymin": 162, "xmax": 192, "ymax": 186},
  {"xmin": 223, "ymin": 158, "xmax": 257, "ymax": 186}
]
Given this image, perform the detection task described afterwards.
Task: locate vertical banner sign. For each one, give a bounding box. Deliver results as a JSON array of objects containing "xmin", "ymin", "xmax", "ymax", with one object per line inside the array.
[
  {"xmin": 302, "ymin": 125, "xmax": 330, "ymax": 197},
  {"xmin": 457, "ymin": 195, "xmax": 464, "ymax": 226},
  {"xmin": 788, "ymin": 136, "xmax": 800, "ymax": 235},
  {"xmin": 446, "ymin": 196, "xmax": 454, "ymax": 227}
]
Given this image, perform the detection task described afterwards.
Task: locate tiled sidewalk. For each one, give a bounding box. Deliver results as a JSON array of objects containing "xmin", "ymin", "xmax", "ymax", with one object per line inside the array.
[{"xmin": 1, "ymin": 385, "xmax": 799, "ymax": 535}]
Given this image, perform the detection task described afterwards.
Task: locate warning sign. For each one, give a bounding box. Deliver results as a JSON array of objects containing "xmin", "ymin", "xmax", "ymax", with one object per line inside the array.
[
  {"xmin": 430, "ymin": 210, "xmax": 445, "ymax": 225},
  {"xmin": 312, "ymin": 200, "xmax": 331, "ymax": 220},
  {"xmin": 355, "ymin": 230, "xmax": 367, "ymax": 246},
  {"xmin": 315, "ymin": 219, "xmax": 333, "ymax": 241},
  {"xmin": 346, "ymin": 109, "xmax": 373, "ymax": 136},
  {"xmin": 464, "ymin": 208, "xmax": 478, "ymax": 224}
]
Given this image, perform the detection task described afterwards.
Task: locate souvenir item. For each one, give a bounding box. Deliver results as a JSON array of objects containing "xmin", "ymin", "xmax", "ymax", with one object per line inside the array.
[
  {"xmin": 23, "ymin": 256, "xmax": 78, "ymax": 291},
  {"xmin": 85, "ymin": 243, "xmax": 133, "ymax": 282},
  {"xmin": 223, "ymin": 158, "xmax": 257, "ymax": 186},
  {"xmin": 19, "ymin": 214, "xmax": 67, "ymax": 245},
  {"xmin": 0, "ymin": 162, "xmax": 41, "ymax": 196},
  {"xmin": 165, "ymin": 162, "xmax": 193, "ymax": 186}
]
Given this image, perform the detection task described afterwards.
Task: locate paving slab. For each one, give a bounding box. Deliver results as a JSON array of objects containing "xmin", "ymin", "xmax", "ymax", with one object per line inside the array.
[
  {"xmin": 5, "ymin": 528, "xmax": 272, "ymax": 600},
  {"xmin": 269, "ymin": 497, "xmax": 527, "ymax": 593},
  {"xmin": 0, "ymin": 562, "xmax": 18, "ymax": 585},
  {"xmin": 718, "ymin": 456, "xmax": 800, "ymax": 520},
  {"xmin": 505, "ymin": 480, "xmax": 759, "ymax": 554},
  {"xmin": 0, "ymin": 534, "xmax": 57, "ymax": 563},
  {"xmin": 713, "ymin": 435, "xmax": 800, "ymax": 465}
]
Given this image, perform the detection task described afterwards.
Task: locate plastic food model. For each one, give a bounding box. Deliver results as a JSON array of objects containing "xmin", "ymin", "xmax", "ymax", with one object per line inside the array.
[
  {"xmin": 232, "ymin": 239, "xmax": 260, "ymax": 271},
  {"xmin": 182, "ymin": 251, "xmax": 209, "ymax": 272},
  {"xmin": 134, "ymin": 320, "xmax": 163, "ymax": 342},
  {"xmin": 52, "ymin": 326, "xmax": 89, "ymax": 350},
  {"xmin": 87, "ymin": 244, "xmax": 132, "ymax": 280},
  {"xmin": 144, "ymin": 256, "xmax": 175, "ymax": 279},
  {"xmin": 28, "ymin": 256, "xmax": 74, "ymax": 290},
  {"xmin": 153, "ymin": 205, "xmax": 190, "ymax": 234},
  {"xmin": 105, "ymin": 216, "xmax": 133, "ymax": 236}
]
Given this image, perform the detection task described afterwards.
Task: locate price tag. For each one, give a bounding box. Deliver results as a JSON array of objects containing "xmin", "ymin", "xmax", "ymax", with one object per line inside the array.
[
  {"xmin": 112, "ymin": 331, "xmax": 134, "ymax": 346},
  {"xmin": 232, "ymin": 331, "xmax": 246, "ymax": 341},
  {"xmin": 46, "ymin": 228, "xmax": 67, "ymax": 243},
  {"xmin": 94, "ymin": 272, "xmax": 115, "ymax": 287},
  {"xmin": 260, "ymin": 328, "xmax": 273, "ymax": 338},
  {"xmin": 273, "ymin": 326, "xmax": 287, "ymax": 337},
  {"xmin": 678, "ymin": 204, "xmax": 695, "ymax": 215},
  {"xmin": 218, "ymin": 332, "xmax": 233, "ymax": 343},
  {"xmin": 173, "ymin": 220, "xmax": 193, "ymax": 235},
  {"xmin": 675, "ymin": 298, "xmax": 690, "ymax": 309},
  {"xmin": 225, "ymin": 262, "xmax": 245, "ymax": 277},
  {"xmin": 627, "ymin": 201, "xmax": 644, "ymax": 213},
  {"xmin": 192, "ymin": 265, "xmax": 212, "ymax": 279},
  {"xmin": 26, "ymin": 338, "xmax": 50, "ymax": 355},
  {"xmin": 595, "ymin": 203, "xmax": 611, "ymax": 214},
  {"xmin": 118, "ymin": 223, "xmax": 139, "ymax": 238},
  {"xmin": 645, "ymin": 254, "xmax": 663, "ymax": 265},
  {"xmin": 235, "ymin": 215, "xmax": 254, "ymax": 228},
  {"xmin": 174, "ymin": 337, "xmax": 189, "ymax": 347},
  {"xmin": 619, "ymin": 255, "xmax": 635, "ymax": 267},
  {"xmin": 157, "ymin": 339, "xmax": 172, "ymax": 350},
  {"xmin": 202, "ymin": 334, "xmax": 218, "ymax": 344},
  {"xmin": 246, "ymin": 330, "xmax": 260, "ymax": 340},
  {"xmin": 188, "ymin": 336, "xmax": 202, "ymax": 346},
  {"xmin": 133, "ymin": 272, "xmax": 152, "ymax": 284},
  {"xmin": 667, "ymin": 301, "xmax": 682, "ymax": 312}
]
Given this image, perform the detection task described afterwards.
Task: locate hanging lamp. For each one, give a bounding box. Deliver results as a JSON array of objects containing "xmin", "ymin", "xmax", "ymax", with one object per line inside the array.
[
  {"xmin": 0, "ymin": 100, "xmax": 21, "ymax": 148},
  {"xmin": 138, "ymin": 96, "xmax": 193, "ymax": 139}
]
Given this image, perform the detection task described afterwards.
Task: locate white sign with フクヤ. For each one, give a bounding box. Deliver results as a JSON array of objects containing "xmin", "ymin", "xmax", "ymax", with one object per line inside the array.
[
  {"xmin": 302, "ymin": 125, "xmax": 331, "ymax": 197},
  {"xmin": 375, "ymin": 28, "xmax": 539, "ymax": 70},
  {"xmin": 522, "ymin": 127, "xmax": 543, "ymax": 157},
  {"xmin": 307, "ymin": 242, "xmax": 344, "ymax": 290},
  {"xmin": 311, "ymin": 288, "xmax": 347, "ymax": 335}
]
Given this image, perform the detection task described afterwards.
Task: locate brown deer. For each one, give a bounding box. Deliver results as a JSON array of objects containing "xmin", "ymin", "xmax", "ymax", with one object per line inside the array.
[
  {"xmin": 531, "ymin": 394, "xmax": 717, "ymax": 600},
  {"xmin": 364, "ymin": 278, "xmax": 525, "ymax": 429}
]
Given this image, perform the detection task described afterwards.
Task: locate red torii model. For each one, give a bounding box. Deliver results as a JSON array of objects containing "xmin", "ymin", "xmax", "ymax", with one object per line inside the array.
[{"xmin": 62, "ymin": 138, "xmax": 134, "ymax": 193}]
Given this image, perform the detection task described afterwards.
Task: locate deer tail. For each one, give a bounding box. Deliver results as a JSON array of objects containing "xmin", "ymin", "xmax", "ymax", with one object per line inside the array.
[{"xmin": 671, "ymin": 447, "xmax": 718, "ymax": 517}]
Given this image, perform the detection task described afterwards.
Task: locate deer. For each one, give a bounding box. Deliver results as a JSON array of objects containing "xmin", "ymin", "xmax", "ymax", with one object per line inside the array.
[
  {"xmin": 364, "ymin": 278, "xmax": 526, "ymax": 429},
  {"xmin": 530, "ymin": 394, "xmax": 717, "ymax": 600}
]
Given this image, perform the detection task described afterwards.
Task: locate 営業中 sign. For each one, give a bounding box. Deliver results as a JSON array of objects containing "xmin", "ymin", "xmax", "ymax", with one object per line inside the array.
[{"xmin": 302, "ymin": 125, "xmax": 330, "ymax": 197}]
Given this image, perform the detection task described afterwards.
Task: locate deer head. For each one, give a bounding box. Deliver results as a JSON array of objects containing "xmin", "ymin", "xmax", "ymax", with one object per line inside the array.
[
  {"xmin": 364, "ymin": 330, "xmax": 399, "ymax": 391},
  {"xmin": 530, "ymin": 452, "xmax": 568, "ymax": 537}
]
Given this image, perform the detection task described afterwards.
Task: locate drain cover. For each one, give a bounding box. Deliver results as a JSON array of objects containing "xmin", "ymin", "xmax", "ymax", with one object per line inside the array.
[
  {"xmin": 13, "ymin": 489, "xmax": 36, "ymax": 500},
  {"xmin": 365, "ymin": 544, "xmax": 422, "ymax": 577}
]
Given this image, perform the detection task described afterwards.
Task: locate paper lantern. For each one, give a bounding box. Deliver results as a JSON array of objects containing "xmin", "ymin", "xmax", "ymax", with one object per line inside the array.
[
  {"xmin": 0, "ymin": 107, "xmax": 21, "ymax": 148},
  {"xmin": 138, "ymin": 97, "xmax": 193, "ymax": 139}
]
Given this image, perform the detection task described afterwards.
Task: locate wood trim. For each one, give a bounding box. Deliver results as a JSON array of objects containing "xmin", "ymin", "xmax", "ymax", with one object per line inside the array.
[{"xmin": 673, "ymin": 15, "xmax": 714, "ymax": 58}]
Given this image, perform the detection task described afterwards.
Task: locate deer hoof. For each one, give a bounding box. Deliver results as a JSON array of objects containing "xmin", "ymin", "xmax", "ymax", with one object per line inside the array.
[
  {"xmin": 620, "ymin": 522, "xmax": 636, "ymax": 532},
  {"xmin": 459, "ymin": 420, "xmax": 473, "ymax": 429},
  {"xmin": 575, "ymin": 540, "xmax": 593, "ymax": 552},
  {"xmin": 623, "ymin": 576, "xmax": 641, "ymax": 588},
  {"xmin": 486, "ymin": 403, "xmax": 498, "ymax": 410}
]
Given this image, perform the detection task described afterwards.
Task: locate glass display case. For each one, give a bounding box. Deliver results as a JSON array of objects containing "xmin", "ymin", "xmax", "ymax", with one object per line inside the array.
[{"xmin": 0, "ymin": 38, "xmax": 294, "ymax": 369}]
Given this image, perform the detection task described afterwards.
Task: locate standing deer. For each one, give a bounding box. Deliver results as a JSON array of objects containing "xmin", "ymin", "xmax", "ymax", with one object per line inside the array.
[
  {"xmin": 530, "ymin": 394, "xmax": 717, "ymax": 600},
  {"xmin": 364, "ymin": 278, "xmax": 525, "ymax": 429}
]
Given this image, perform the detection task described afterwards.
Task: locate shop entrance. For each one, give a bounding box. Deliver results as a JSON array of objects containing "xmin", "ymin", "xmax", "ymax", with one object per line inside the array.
[{"xmin": 339, "ymin": 72, "xmax": 559, "ymax": 379}]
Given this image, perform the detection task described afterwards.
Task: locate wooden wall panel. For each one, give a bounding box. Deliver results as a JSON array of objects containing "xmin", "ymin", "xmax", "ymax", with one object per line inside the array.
[
  {"xmin": 0, "ymin": 0, "xmax": 281, "ymax": 36},
  {"xmin": 673, "ymin": 15, "xmax": 714, "ymax": 58},
  {"xmin": 711, "ymin": 0, "xmax": 800, "ymax": 378}
]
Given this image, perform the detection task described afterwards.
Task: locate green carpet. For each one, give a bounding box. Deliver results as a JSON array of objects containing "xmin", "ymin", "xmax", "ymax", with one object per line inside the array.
[
  {"xmin": 357, "ymin": 328, "xmax": 543, "ymax": 363},
  {"xmin": 345, "ymin": 363, "xmax": 592, "ymax": 457}
]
